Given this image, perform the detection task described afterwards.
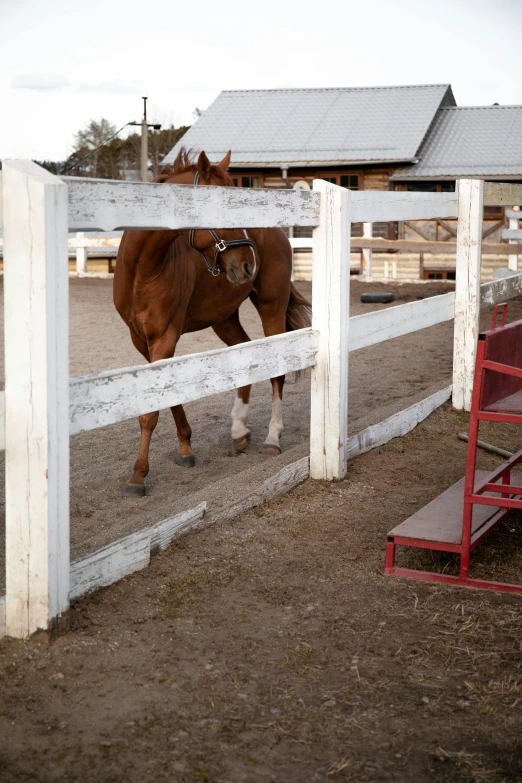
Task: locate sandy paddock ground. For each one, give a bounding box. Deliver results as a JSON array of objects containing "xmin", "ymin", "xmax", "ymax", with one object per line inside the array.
[
  {"xmin": 1, "ymin": 278, "xmax": 522, "ymax": 579},
  {"xmin": 0, "ymin": 276, "xmax": 463, "ymax": 579},
  {"xmin": 1, "ymin": 279, "xmax": 522, "ymax": 780}
]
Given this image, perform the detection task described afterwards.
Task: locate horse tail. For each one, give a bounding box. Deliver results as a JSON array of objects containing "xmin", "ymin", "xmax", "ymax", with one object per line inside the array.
[{"xmin": 286, "ymin": 282, "xmax": 312, "ymax": 333}]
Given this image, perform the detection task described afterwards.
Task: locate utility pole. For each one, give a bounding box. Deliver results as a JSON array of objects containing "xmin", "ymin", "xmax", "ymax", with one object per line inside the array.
[
  {"xmin": 141, "ymin": 96, "xmax": 148, "ymax": 182},
  {"xmin": 127, "ymin": 98, "xmax": 161, "ymax": 182}
]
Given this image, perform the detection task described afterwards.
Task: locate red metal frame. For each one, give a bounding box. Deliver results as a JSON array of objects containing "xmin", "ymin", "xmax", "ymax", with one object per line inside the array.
[{"xmin": 385, "ymin": 305, "xmax": 522, "ymax": 595}]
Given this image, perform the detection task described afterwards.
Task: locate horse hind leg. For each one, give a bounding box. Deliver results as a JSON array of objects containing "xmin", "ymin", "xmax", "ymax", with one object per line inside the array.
[
  {"xmin": 248, "ymin": 295, "xmax": 288, "ymax": 457},
  {"xmin": 262, "ymin": 375, "xmax": 284, "ymax": 456},
  {"xmin": 211, "ymin": 313, "xmax": 252, "ymax": 453},
  {"xmin": 231, "ymin": 386, "xmax": 252, "ymax": 453}
]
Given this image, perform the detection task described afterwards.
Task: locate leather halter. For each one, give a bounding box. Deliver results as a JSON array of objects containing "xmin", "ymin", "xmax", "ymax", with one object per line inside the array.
[{"xmin": 189, "ymin": 171, "xmax": 256, "ymax": 277}]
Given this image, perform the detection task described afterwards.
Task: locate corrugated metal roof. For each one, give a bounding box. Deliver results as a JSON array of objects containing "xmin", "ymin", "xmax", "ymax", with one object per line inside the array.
[
  {"xmin": 162, "ymin": 85, "xmax": 455, "ymax": 167},
  {"xmin": 392, "ymin": 106, "xmax": 522, "ymax": 180}
]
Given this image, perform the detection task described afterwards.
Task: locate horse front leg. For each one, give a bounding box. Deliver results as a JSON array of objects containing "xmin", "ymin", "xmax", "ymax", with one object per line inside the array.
[
  {"xmin": 125, "ymin": 411, "xmax": 160, "ymax": 496},
  {"xmin": 125, "ymin": 329, "xmax": 179, "ymax": 495},
  {"xmin": 171, "ymin": 404, "xmax": 196, "ymax": 467}
]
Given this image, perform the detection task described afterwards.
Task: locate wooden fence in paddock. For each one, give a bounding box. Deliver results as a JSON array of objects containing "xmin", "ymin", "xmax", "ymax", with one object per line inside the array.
[{"xmin": 1, "ymin": 164, "xmax": 522, "ymax": 639}]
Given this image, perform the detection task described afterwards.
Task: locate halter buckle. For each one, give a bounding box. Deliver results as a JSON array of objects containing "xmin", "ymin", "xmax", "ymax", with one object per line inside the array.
[{"xmin": 215, "ymin": 239, "xmax": 227, "ymax": 253}]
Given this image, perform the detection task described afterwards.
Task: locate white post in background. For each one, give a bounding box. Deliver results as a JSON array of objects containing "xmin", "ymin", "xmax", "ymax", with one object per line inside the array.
[
  {"xmin": 3, "ymin": 161, "xmax": 70, "ymax": 638},
  {"xmin": 452, "ymin": 179, "xmax": 484, "ymax": 412},
  {"xmin": 508, "ymin": 205, "xmax": 520, "ymax": 272},
  {"xmin": 76, "ymin": 232, "xmax": 88, "ymax": 275},
  {"xmin": 362, "ymin": 222, "xmax": 372, "ymax": 279},
  {"xmin": 310, "ymin": 181, "xmax": 351, "ymax": 480}
]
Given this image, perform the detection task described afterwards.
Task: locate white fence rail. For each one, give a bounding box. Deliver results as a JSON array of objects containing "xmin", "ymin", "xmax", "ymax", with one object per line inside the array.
[
  {"xmin": 2, "ymin": 161, "xmax": 522, "ymax": 639},
  {"xmin": 65, "ymin": 177, "xmax": 321, "ymax": 231},
  {"xmin": 69, "ymin": 329, "xmax": 318, "ymax": 435}
]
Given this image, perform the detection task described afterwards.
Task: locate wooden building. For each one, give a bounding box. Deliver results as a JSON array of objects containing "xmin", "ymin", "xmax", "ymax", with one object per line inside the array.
[{"xmin": 163, "ymin": 85, "xmax": 522, "ymax": 280}]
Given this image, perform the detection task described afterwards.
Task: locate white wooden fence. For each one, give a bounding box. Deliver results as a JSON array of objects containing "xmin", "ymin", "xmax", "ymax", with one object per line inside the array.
[{"xmin": 1, "ymin": 162, "xmax": 522, "ymax": 639}]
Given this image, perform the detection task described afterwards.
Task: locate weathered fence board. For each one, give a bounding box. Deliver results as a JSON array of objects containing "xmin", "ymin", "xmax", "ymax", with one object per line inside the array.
[
  {"xmin": 484, "ymin": 183, "xmax": 522, "ymax": 207},
  {"xmin": 351, "ymin": 191, "xmax": 458, "ymax": 223},
  {"xmin": 151, "ymin": 503, "xmax": 207, "ymax": 551},
  {"xmin": 349, "ymin": 291, "xmax": 455, "ymax": 352},
  {"xmin": 502, "ymin": 229, "xmax": 522, "ymax": 240},
  {"xmin": 480, "ymin": 273, "xmax": 522, "ymax": 306},
  {"xmin": 262, "ymin": 456, "xmax": 310, "ymax": 501},
  {"xmin": 310, "ymin": 181, "xmax": 350, "ymax": 480},
  {"xmin": 346, "ymin": 385, "xmax": 453, "ymax": 459},
  {"xmin": 69, "ymin": 328, "xmax": 318, "ymax": 435},
  {"xmin": 3, "ymin": 160, "xmax": 70, "ymax": 639},
  {"xmin": 453, "ymin": 180, "xmax": 484, "ymax": 411},
  {"xmin": 69, "ymin": 528, "xmax": 151, "ymax": 601},
  {"xmin": 66, "ymin": 179, "xmax": 321, "ymax": 231},
  {"xmin": 351, "ymin": 237, "xmax": 522, "ymax": 255}
]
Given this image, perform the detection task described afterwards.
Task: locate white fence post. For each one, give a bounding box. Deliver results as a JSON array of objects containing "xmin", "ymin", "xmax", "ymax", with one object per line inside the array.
[
  {"xmin": 3, "ymin": 161, "xmax": 70, "ymax": 638},
  {"xmin": 362, "ymin": 222, "xmax": 372, "ymax": 278},
  {"xmin": 310, "ymin": 181, "xmax": 351, "ymax": 480},
  {"xmin": 452, "ymin": 179, "xmax": 484, "ymax": 412},
  {"xmin": 76, "ymin": 232, "xmax": 88, "ymax": 275},
  {"xmin": 508, "ymin": 206, "xmax": 520, "ymax": 272}
]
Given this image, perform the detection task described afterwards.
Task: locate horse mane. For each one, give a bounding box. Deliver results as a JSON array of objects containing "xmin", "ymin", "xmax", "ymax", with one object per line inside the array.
[{"xmin": 155, "ymin": 147, "xmax": 234, "ymax": 185}]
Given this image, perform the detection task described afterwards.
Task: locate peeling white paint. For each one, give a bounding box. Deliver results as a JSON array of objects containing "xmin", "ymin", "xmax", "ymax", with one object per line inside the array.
[
  {"xmin": 66, "ymin": 178, "xmax": 321, "ymax": 232},
  {"xmin": 69, "ymin": 328, "xmax": 318, "ymax": 435}
]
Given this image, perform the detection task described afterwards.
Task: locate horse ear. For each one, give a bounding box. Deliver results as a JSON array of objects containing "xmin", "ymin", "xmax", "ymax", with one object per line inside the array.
[
  {"xmin": 217, "ymin": 150, "xmax": 232, "ymax": 172},
  {"xmin": 197, "ymin": 150, "xmax": 212, "ymax": 182}
]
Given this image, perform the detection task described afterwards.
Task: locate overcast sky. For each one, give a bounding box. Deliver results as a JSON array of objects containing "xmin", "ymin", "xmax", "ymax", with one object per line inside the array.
[{"xmin": 1, "ymin": 0, "xmax": 521, "ymax": 161}]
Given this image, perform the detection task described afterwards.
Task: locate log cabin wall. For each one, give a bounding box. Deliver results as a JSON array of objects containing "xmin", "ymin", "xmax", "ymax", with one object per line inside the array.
[
  {"xmin": 228, "ymin": 167, "xmax": 510, "ymax": 281},
  {"xmin": 228, "ymin": 165, "xmax": 395, "ymax": 239}
]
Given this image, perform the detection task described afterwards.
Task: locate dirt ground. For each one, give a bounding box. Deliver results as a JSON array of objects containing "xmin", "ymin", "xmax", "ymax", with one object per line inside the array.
[
  {"xmin": 0, "ymin": 276, "xmax": 468, "ymax": 581},
  {"xmin": 1, "ymin": 401, "xmax": 522, "ymax": 782},
  {"xmin": 1, "ymin": 279, "xmax": 522, "ymax": 780}
]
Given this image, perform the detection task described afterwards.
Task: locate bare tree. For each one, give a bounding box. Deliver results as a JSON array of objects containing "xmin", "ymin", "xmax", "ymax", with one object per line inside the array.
[
  {"xmin": 61, "ymin": 118, "xmax": 190, "ymax": 179},
  {"xmin": 73, "ymin": 119, "xmax": 118, "ymax": 178}
]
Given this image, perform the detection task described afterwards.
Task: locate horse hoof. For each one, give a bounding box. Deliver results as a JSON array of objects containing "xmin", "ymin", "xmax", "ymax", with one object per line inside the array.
[
  {"xmin": 261, "ymin": 444, "xmax": 282, "ymax": 456},
  {"xmin": 124, "ymin": 483, "xmax": 146, "ymax": 497},
  {"xmin": 175, "ymin": 454, "xmax": 196, "ymax": 468},
  {"xmin": 233, "ymin": 432, "xmax": 251, "ymax": 453}
]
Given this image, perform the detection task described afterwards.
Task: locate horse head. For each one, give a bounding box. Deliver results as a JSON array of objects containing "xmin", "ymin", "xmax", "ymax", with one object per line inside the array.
[{"xmin": 158, "ymin": 149, "xmax": 256, "ymax": 285}]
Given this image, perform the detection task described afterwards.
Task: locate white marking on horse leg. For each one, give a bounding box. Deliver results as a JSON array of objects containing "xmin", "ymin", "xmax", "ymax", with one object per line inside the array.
[
  {"xmin": 264, "ymin": 395, "xmax": 283, "ymax": 449},
  {"xmin": 231, "ymin": 396, "xmax": 250, "ymax": 441}
]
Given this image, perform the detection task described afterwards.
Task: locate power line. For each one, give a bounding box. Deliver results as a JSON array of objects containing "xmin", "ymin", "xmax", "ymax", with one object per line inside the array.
[{"xmin": 60, "ymin": 122, "xmax": 133, "ymax": 176}]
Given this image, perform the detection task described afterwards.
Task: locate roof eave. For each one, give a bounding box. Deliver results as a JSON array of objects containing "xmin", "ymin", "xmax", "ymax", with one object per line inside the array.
[
  {"xmin": 227, "ymin": 158, "xmax": 418, "ymax": 168},
  {"xmin": 391, "ymin": 172, "xmax": 522, "ymax": 181}
]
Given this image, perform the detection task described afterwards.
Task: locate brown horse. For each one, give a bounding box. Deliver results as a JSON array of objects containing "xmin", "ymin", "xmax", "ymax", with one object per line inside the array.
[{"xmin": 113, "ymin": 148, "xmax": 311, "ymax": 496}]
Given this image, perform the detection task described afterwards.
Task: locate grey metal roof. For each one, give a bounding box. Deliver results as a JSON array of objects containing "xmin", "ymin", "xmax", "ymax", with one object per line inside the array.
[
  {"xmin": 392, "ymin": 106, "xmax": 522, "ymax": 180},
  {"xmin": 163, "ymin": 85, "xmax": 455, "ymax": 168}
]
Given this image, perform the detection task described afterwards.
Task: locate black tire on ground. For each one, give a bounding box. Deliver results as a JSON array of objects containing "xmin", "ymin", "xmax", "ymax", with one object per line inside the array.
[{"xmin": 360, "ymin": 292, "xmax": 395, "ymax": 304}]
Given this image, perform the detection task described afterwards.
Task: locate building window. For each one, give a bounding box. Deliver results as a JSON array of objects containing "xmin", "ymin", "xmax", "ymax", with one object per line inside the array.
[
  {"xmin": 340, "ymin": 175, "xmax": 359, "ymax": 190},
  {"xmin": 241, "ymin": 176, "xmax": 259, "ymax": 188},
  {"xmin": 231, "ymin": 176, "xmax": 260, "ymax": 187},
  {"xmin": 423, "ymin": 270, "xmax": 456, "ymax": 280},
  {"xmin": 322, "ymin": 175, "xmax": 359, "ymax": 190},
  {"xmin": 406, "ymin": 182, "xmax": 456, "ymax": 193}
]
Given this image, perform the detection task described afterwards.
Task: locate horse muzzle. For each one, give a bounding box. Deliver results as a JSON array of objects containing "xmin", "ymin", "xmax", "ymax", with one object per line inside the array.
[{"xmin": 226, "ymin": 261, "xmax": 254, "ymax": 286}]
